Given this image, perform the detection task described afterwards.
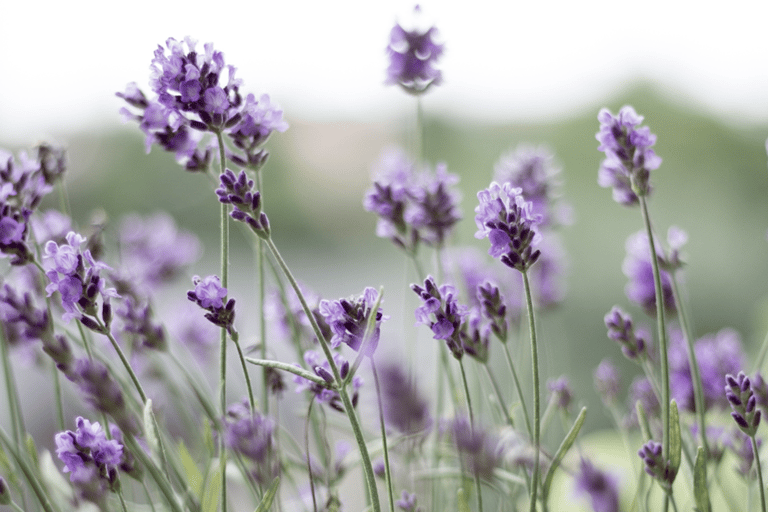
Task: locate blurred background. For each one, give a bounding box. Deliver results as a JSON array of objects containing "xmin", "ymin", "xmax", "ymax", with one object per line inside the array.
[{"xmin": 2, "ymin": 0, "xmax": 768, "ymax": 504}]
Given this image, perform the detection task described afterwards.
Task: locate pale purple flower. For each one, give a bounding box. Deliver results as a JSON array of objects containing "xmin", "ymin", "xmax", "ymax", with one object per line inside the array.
[
  {"xmin": 727, "ymin": 430, "xmax": 761, "ymax": 478},
  {"xmin": 412, "ymin": 276, "xmax": 468, "ymax": 359},
  {"xmin": 449, "ymin": 416, "xmax": 502, "ymax": 479},
  {"xmin": 477, "ymin": 281, "xmax": 507, "ymax": 342},
  {"xmin": 459, "ymin": 307, "xmax": 490, "ymax": 362},
  {"xmin": 397, "ymin": 490, "xmax": 421, "ymax": 512},
  {"xmin": 474, "ymin": 182, "xmax": 542, "ymax": 272},
  {"xmin": 187, "ymin": 275, "xmax": 236, "ymax": 334},
  {"xmin": 574, "ymin": 457, "xmax": 620, "ymax": 512},
  {"xmin": 31, "ymin": 209, "xmax": 72, "ymax": 245},
  {"xmin": 168, "ymin": 300, "xmax": 219, "ymax": 360},
  {"xmin": 604, "ymin": 306, "xmax": 649, "ymax": 360},
  {"xmin": 70, "ymin": 358, "xmax": 137, "ymax": 436},
  {"xmin": 594, "ymin": 359, "xmax": 621, "ymax": 406},
  {"xmin": 265, "ymin": 282, "xmax": 331, "ymax": 350},
  {"xmin": 116, "ymin": 296, "xmax": 166, "ymax": 352},
  {"xmin": 548, "ymin": 376, "xmax": 573, "ymax": 410},
  {"xmin": 628, "ymin": 377, "xmax": 659, "ymax": 425},
  {"xmin": 377, "ymin": 360, "xmax": 432, "ymax": 436},
  {"xmin": 224, "ymin": 400, "xmax": 279, "ymax": 485},
  {"xmin": 294, "ymin": 350, "xmax": 362, "ymax": 413},
  {"xmin": 596, "ymin": 106, "xmax": 661, "ymax": 205},
  {"xmin": 385, "ymin": 6, "xmax": 444, "ymax": 94},
  {"xmin": 622, "ymin": 231, "xmax": 675, "ymax": 317},
  {"xmin": 319, "ymin": 287, "xmax": 388, "ymax": 355}
]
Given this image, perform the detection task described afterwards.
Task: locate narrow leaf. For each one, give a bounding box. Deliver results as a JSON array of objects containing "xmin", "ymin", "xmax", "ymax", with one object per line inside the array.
[
  {"xmin": 636, "ymin": 400, "xmax": 652, "ymax": 442},
  {"xmin": 542, "ymin": 407, "xmax": 587, "ymax": 500},
  {"xmin": 25, "ymin": 433, "xmax": 39, "ymax": 469},
  {"xmin": 202, "ymin": 465, "xmax": 221, "ymax": 512},
  {"xmin": 178, "ymin": 441, "xmax": 203, "ymax": 498},
  {"xmin": 254, "ymin": 476, "xmax": 280, "ymax": 512},
  {"xmin": 669, "ymin": 400, "xmax": 682, "ymax": 480},
  {"xmin": 245, "ymin": 357, "xmax": 334, "ymax": 388},
  {"xmin": 693, "ymin": 446, "xmax": 711, "ymax": 512},
  {"xmin": 457, "ymin": 488, "xmax": 471, "ymax": 512},
  {"xmin": 143, "ymin": 399, "xmax": 161, "ymax": 462}
]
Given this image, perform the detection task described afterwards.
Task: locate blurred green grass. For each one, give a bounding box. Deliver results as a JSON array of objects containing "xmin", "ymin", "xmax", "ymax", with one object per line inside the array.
[{"xmin": 13, "ymin": 81, "xmax": 768, "ymax": 434}]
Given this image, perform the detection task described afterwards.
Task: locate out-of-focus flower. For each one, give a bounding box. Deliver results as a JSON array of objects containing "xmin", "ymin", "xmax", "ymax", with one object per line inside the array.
[
  {"xmin": 594, "ymin": 359, "xmax": 621, "ymax": 406},
  {"xmin": 573, "ymin": 457, "xmax": 620, "ymax": 512},
  {"xmin": 622, "ymin": 231, "xmax": 675, "ymax": 317},
  {"xmin": 224, "ymin": 399, "xmax": 279, "ymax": 485},
  {"xmin": 604, "ymin": 306, "xmax": 649, "ymax": 360},
  {"xmin": 294, "ymin": 350, "xmax": 362, "ymax": 413},
  {"xmin": 385, "ymin": 6, "xmax": 443, "ymax": 94},
  {"xmin": 448, "ymin": 416, "xmax": 502, "ymax": 480},
  {"xmin": 376, "ymin": 360, "xmax": 432, "ymax": 436},
  {"xmin": 547, "ymin": 376, "xmax": 573, "ymax": 411}
]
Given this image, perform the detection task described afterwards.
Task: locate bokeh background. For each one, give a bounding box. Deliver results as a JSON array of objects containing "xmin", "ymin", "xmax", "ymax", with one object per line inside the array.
[{"xmin": 2, "ymin": 0, "xmax": 768, "ymax": 509}]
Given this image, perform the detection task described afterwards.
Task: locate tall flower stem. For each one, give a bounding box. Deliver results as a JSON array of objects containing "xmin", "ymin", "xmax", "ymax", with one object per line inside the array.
[
  {"xmin": 522, "ymin": 270, "xmax": 541, "ymax": 512},
  {"xmin": 752, "ymin": 435, "xmax": 767, "ymax": 512},
  {"xmin": 502, "ymin": 343, "xmax": 533, "ymax": 439},
  {"xmin": 255, "ymin": 170, "xmax": 269, "ymax": 413},
  {"xmin": 0, "ymin": 327, "xmax": 24, "ymax": 451},
  {"xmin": 483, "ymin": 365, "xmax": 514, "ymax": 427},
  {"xmin": 458, "ymin": 359, "xmax": 483, "ymax": 512},
  {"xmin": 264, "ymin": 236, "xmax": 381, "ymax": 512},
  {"xmin": 101, "ymin": 326, "xmax": 147, "ymax": 403},
  {"xmin": 230, "ymin": 331, "xmax": 255, "ymax": 412},
  {"xmin": 638, "ymin": 194, "xmax": 671, "ymax": 510},
  {"xmin": 372, "ymin": 362, "xmax": 396, "ymax": 512},
  {"xmin": 216, "ymin": 130, "xmax": 230, "ymax": 512},
  {"xmin": 669, "ymin": 274, "xmax": 709, "ymax": 455}
]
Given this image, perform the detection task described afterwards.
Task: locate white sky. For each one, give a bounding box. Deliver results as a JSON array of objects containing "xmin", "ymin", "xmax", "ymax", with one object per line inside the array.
[{"xmin": 2, "ymin": 0, "xmax": 768, "ymax": 145}]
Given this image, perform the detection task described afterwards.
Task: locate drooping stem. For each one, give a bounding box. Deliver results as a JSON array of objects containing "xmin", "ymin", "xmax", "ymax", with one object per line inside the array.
[{"xmin": 522, "ymin": 270, "xmax": 541, "ymax": 512}]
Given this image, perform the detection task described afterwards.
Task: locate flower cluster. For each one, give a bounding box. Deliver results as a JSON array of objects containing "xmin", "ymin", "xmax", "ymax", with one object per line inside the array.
[
  {"xmin": 726, "ymin": 372, "xmax": 762, "ymax": 437},
  {"xmin": 55, "ymin": 417, "xmax": 123, "ymax": 503},
  {"xmin": 319, "ymin": 287, "xmax": 387, "ymax": 355},
  {"xmin": 411, "ymin": 276, "xmax": 467, "ymax": 359},
  {"xmin": 596, "ymin": 106, "xmax": 661, "ymax": 205},
  {"xmin": 385, "ymin": 6, "xmax": 443, "ymax": 94},
  {"xmin": 474, "ymin": 182, "xmax": 542, "ymax": 272},
  {"xmin": 216, "ymin": 168, "xmax": 270, "ymax": 237},
  {"xmin": 294, "ymin": 350, "xmax": 363, "ymax": 413},
  {"xmin": 44, "ymin": 231, "xmax": 119, "ymax": 328},
  {"xmin": 364, "ymin": 149, "xmax": 461, "ymax": 253},
  {"xmin": 376, "ymin": 360, "xmax": 432, "ymax": 436},
  {"xmin": 638, "ymin": 440, "xmax": 676, "ymax": 488},
  {"xmin": 604, "ymin": 306, "xmax": 649, "ymax": 360},
  {"xmin": 187, "ymin": 274, "xmax": 236, "ymax": 335},
  {"xmin": 224, "ymin": 400, "xmax": 279, "ymax": 485}
]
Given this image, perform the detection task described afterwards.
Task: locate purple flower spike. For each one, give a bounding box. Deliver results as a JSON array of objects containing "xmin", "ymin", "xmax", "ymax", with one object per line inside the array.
[
  {"xmin": 295, "ymin": 350, "xmax": 362, "ymax": 413},
  {"xmin": 377, "ymin": 360, "xmax": 432, "ymax": 436},
  {"xmin": 224, "ymin": 400, "xmax": 279, "ymax": 485},
  {"xmin": 397, "ymin": 490, "xmax": 421, "ymax": 512},
  {"xmin": 474, "ymin": 182, "xmax": 542, "ymax": 272},
  {"xmin": 726, "ymin": 371, "xmax": 761, "ymax": 437},
  {"xmin": 596, "ymin": 106, "xmax": 661, "ymax": 206},
  {"xmin": 604, "ymin": 306, "xmax": 649, "ymax": 360},
  {"xmin": 385, "ymin": 6, "xmax": 444, "ymax": 94},
  {"xmin": 187, "ymin": 275, "xmax": 236, "ymax": 335},
  {"xmin": 638, "ymin": 440, "xmax": 676, "ymax": 488},
  {"xmin": 622, "ymin": 231, "xmax": 676, "ymax": 317},
  {"xmin": 574, "ymin": 457, "xmax": 620, "ymax": 512},
  {"xmin": 216, "ymin": 168, "xmax": 270, "ymax": 238},
  {"xmin": 319, "ymin": 287, "xmax": 388, "ymax": 355},
  {"xmin": 477, "ymin": 281, "xmax": 508, "ymax": 342},
  {"xmin": 411, "ymin": 276, "xmax": 468, "ymax": 359}
]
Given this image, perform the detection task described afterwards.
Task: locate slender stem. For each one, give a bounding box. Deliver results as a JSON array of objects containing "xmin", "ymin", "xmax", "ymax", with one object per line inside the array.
[
  {"xmin": 0, "ymin": 425, "xmax": 59, "ymax": 512},
  {"xmin": 117, "ymin": 486, "xmax": 129, "ymax": 512},
  {"xmin": 52, "ymin": 361, "xmax": 65, "ymax": 431},
  {"xmin": 502, "ymin": 343, "xmax": 533, "ymax": 439},
  {"xmin": 372, "ymin": 362, "xmax": 396, "ymax": 512},
  {"xmin": 122, "ymin": 434, "xmax": 184, "ymax": 512},
  {"xmin": 483, "ymin": 364, "xmax": 514, "ymax": 427},
  {"xmin": 458, "ymin": 359, "xmax": 483, "ymax": 512},
  {"xmin": 255, "ymin": 169, "xmax": 269, "ymax": 413},
  {"xmin": 753, "ymin": 435, "xmax": 767, "ymax": 512},
  {"xmin": 754, "ymin": 329, "xmax": 768, "ymax": 373},
  {"xmin": 0, "ymin": 326, "xmax": 22, "ymax": 448},
  {"xmin": 98, "ymin": 324, "xmax": 147, "ymax": 403},
  {"xmin": 216, "ymin": 130, "xmax": 230, "ymax": 512},
  {"xmin": 638, "ymin": 195, "xmax": 671, "ymax": 502},
  {"xmin": 522, "ymin": 271, "xmax": 541, "ymax": 512},
  {"xmin": 230, "ymin": 331, "xmax": 255, "ymax": 411},
  {"xmin": 305, "ymin": 398, "xmax": 319, "ymax": 512},
  {"xmin": 264, "ymin": 236, "xmax": 380, "ymax": 512}
]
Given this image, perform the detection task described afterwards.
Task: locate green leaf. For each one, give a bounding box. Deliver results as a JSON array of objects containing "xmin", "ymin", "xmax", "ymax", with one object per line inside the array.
[
  {"xmin": 636, "ymin": 400, "xmax": 652, "ymax": 442},
  {"xmin": 542, "ymin": 407, "xmax": 587, "ymax": 500},
  {"xmin": 254, "ymin": 476, "xmax": 280, "ymax": 512},
  {"xmin": 25, "ymin": 433, "xmax": 39, "ymax": 470},
  {"xmin": 669, "ymin": 400, "xmax": 682, "ymax": 481},
  {"xmin": 202, "ymin": 465, "xmax": 221, "ymax": 512},
  {"xmin": 178, "ymin": 441, "xmax": 203, "ymax": 498},
  {"xmin": 457, "ymin": 488, "xmax": 471, "ymax": 512},
  {"xmin": 693, "ymin": 446, "xmax": 711, "ymax": 512},
  {"xmin": 143, "ymin": 399, "xmax": 161, "ymax": 462},
  {"xmin": 245, "ymin": 357, "xmax": 334, "ymax": 388}
]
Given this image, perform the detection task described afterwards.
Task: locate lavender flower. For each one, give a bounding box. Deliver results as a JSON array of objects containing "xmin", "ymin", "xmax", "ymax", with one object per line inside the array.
[
  {"xmin": 55, "ymin": 417, "xmax": 123, "ymax": 503},
  {"xmin": 70, "ymin": 358, "xmax": 137, "ymax": 436},
  {"xmin": 638, "ymin": 440, "xmax": 676, "ymax": 488},
  {"xmin": 477, "ymin": 281, "xmax": 507, "ymax": 342},
  {"xmin": 265, "ymin": 282, "xmax": 331, "ymax": 350},
  {"xmin": 726, "ymin": 372, "xmax": 761, "ymax": 437},
  {"xmin": 604, "ymin": 306, "xmax": 649, "ymax": 360},
  {"xmin": 385, "ymin": 6, "xmax": 444, "ymax": 94},
  {"xmin": 573, "ymin": 457, "xmax": 620, "ymax": 512},
  {"xmin": 294, "ymin": 350, "xmax": 362, "ymax": 413},
  {"xmin": 727, "ymin": 430, "xmax": 761, "ymax": 479},
  {"xmin": 411, "ymin": 276, "xmax": 468, "ymax": 359},
  {"xmin": 116, "ymin": 296, "xmax": 166, "ymax": 352},
  {"xmin": 493, "ymin": 145, "xmax": 569, "ymax": 228},
  {"xmin": 168, "ymin": 300, "xmax": 219, "ymax": 360},
  {"xmin": 474, "ymin": 182, "xmax": 542, "ymax": 272},
  {"xmin": 364, "ymin": 149, "xmax": 461, "ymax": 253},
  {"xmin": 187, "ymin": 274, "xmax": 236, "ymax": 335},
  {"xmin": 31, "ymin": 209, "xmax": 72, "ymax": 246},
  {"xmin": 593, "ymin": 358, "xmax": 621, "ymax": 406},
  {"xmin": 449, "ymin": 416, "xmax": 502, "ymax": 480},
  {"xmin": 224, "ymin": 400, "xmax": 279, "ymax": 485},
  {"xmin": 596, "ymin": 106, "xmax": 661, "ymax": 205},
  {"xmin": 459, "ymin": 307, "xmax": 490, "ymax": 363},
  {"xmin": 44, "ymin": 231, "xmax": 119, "ymax": 327},
  {"xmin": 622, "ymin": 231, "xmax": 676, "ymax": 316},
  {"xmin": 627, "ymin": 377, "xmax": 659, "ymax": 426},
  {"xmin": 216, "ymin": 168, "xmax": 270, "ymax": 237},
  {"xmin": 319, "ymin": 287, "xmax": 388, "ymax": 355},
  {"xmin": 397, "ymin": 490, "xmax": 422, "ymax": 512},
  {"xmin": 377, "ymin": 360, "xmax": 432, "ymax": 436},
  {"xmin": 0, "ymin": 283, "xmax": 51, "ymax": 346},
  {"xmin": 547, "ymin": 376, "xmax": 573, "ymax": 411}
]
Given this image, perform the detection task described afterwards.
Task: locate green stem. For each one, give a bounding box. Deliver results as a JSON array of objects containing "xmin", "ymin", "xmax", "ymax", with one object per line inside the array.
[
  {"xmin": 0, "ymin": 326, "xmax": 23, "ymax": 449},
  {"xmin": 255, "ymin": 169, "xmax": 269, "ymax": 414},
  {"xmin": 638, "ymin": 195, "xmax": 671, "ymax": 507},
  {"xmin": 523, "ymin": 271, "xmax": 541, "ymax": 512},
  {"xmin": 670, "ymin": 274, "xmax": 709, "ymax": 455},
  {"xmin": 503, "ymin": 342, "xmax": 533, "ymax": 439},
  {"xmin": 483, "ymin": 364, "xmax": 514, "ymax": 427},
  {"xmin": 0, "ymin": 425, "xmax": 58, "ymax": 512},
  {"xmin": 753, "ymin": 329, "xmax": 768, "ymax": 374},
  {"xmin": 52, "ymin": 361, "xmax": 65, "ymax": 431},
  {"xmin": 122, "ymin": 434, "xmax": 184, "ymax": 512},
  {"xmin": 458, "ymin": 359, "xmax": 483, "ymax": 512},
  {"xmin": 216, "ymin": 130, "xmax": 229, "ymax": 512},
  {"xmin": 264, "ymin": 236, "xmax": 381, "ymax": 512},
  {"xmin": 753, "ymin": 435, "xmax": 767, "ymax": 512},
  {"xmin": 372, "ymin": 362, "xmax": 396, "ymax": 512},
  {"xmin": 100, "ymin": 325, "xmax": 147, "ymax": 403},
  {"xmin": 230, "ymin": 331, "xmax": 255, "ymax": 412}
]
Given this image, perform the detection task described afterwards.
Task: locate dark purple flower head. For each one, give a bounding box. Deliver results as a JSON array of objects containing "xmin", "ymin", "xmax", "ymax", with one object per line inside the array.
[
  {"xmin": 224, "ymin": 399, "xmax": 279, "ymax": 485},
  {"xmin": 377, "ymin": 360, "xmax": 432, "ymax": 436},
  {"xmin": 459, "ymin": 307, "xmax": 490, "ymax": 363},
  {"xmin": 476, "ymin": 281, "xmax": 508, "ymax": 342},
  {"xmin": 116, "ymin": 297, "xmax": 166, "ymax": 352},
  {"xmin": 475, "ymin": 182, "xmax": 542, "ymax": 272},
  {"xmin": 44, "ymin": 231, "xmax": 119, "ymax": 326},
  {"xmin": 70, "ymin": 358, "xmax": 137, "ymax": 436},
  {"xmin": 622, "ymin": 231, "xmax": 676, "ymax": 317},
  {"xmin": 294, "ymin": 350, "xmax": 363, "ymax": 413},
  {"xmin": 493, "ymin": 145, "xmax": 570, "ymax": 228},
  {"xmin": 187, "ymin": 274, "xmax": 236, "ymax": 335},
  {"xmin": 638, "ymin": 440, "xmax": 676, "ymax": 487},
  {"xmin": 385, "ymin": 6, "xmax": 444, "ymax": 94},
  {"xmin": 604, "ymin": 306, "xmax": 649, "ymax": 360},
  {"xmin": 227, "ymin": 93, "xmax": 289, "ymax": 166},
  {"xmin": 726, "ymin": 372, "xmax": 761, "ymax": 437},
  {"xmin": 594, "ymin": 358, "xmax": 621, "ymax": 406},
  {"xmin": 411, "ymin": 276, "xmax": 468, "ymax": 359},
  {"xmin": 0, "ymin": 283, "xmax": 52, "ymax": 346},
  {"xmin": 669, "ymin": 327, "xmax": 745, "ymax": 412},
  {"xmin": 114, "ymin": 212, "xmax": 201, "ymax": 292},
  {"xmin": 449, "ymin": 416, "xmax": 502, "ymax": 480},
  {"xmin": 574, "ymin": 457, "xmax": 620, "ymax": 512},
  {"xmin": 596, "ymin": 106, "xmax": 661, "ymax": 205},
  {"xmin": 216, "ymin": 168, "xmax": 270, "ymax": 238},
  {"xmin": 364, "ymin": 149, "xmax": 461, "ymax": 253},
  {"xmin": 319, "ymin": 287, "xmax": 388, "ymax": 355},
  {"xmin": 547, "ymin": 376, "xmax": 573, "ymax": 411},
  {"xmin": 55, "ymin": 416, "xmax": 123, "ymax": 502}
]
